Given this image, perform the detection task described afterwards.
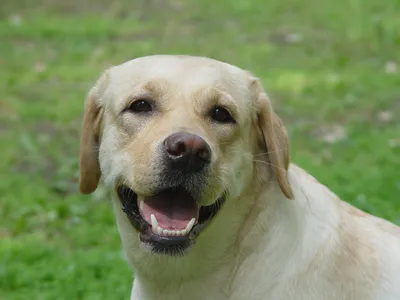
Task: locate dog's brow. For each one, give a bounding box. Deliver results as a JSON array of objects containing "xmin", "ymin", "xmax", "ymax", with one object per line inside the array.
[
  {"xmin": 191, "ymin": 87, "xmax": 220, "ymax": 101},
  {"xmin": 190, "ymin": 87, "xmax": 239, "ymax": 120},
  {"xmin": 116, "ymin": 80, "xmax": 170, "ymax": 113},
  {"xmin": 141, "ymin": 80, "xmax": 169, "ymax": 98}
]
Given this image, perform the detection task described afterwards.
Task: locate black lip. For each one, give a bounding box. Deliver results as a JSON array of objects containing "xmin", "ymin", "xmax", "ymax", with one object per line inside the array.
[
  {"xmin": 140, "ymin": 230, "xmax": 191, "ymax": 256},
  {"xmin": 116, "ymin": 185, "xmax": 226, "ymax": 255}
]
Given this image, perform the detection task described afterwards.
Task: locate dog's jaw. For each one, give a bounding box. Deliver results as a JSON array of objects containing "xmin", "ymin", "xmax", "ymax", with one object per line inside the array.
[{"xmin": 116, "ymin": 184, "xmax": 228, "ymax": 256}]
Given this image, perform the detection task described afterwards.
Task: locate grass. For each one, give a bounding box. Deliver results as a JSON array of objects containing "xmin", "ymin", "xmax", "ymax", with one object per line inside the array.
[{"xmin": 0, "ymin": 0, "xmax": 399, "ymax": 299}]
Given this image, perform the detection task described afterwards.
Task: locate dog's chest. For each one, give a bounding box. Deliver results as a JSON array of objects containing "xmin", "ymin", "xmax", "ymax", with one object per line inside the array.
[
  {"xmin": 131, "ymin": 281, "xmax": 353, "ymax": 300},
  {"xmin": 131, "ymin": 277, "xmax": 232, "ymax": 300}
]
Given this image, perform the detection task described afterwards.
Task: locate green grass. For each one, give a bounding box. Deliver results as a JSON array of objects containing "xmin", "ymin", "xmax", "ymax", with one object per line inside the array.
[{"xmin": 1, "ymin": 0, "xmax": 399, "ymax": 299}]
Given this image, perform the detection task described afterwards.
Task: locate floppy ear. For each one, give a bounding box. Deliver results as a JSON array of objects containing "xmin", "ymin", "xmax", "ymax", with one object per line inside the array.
[
  {"xmin": 79, "ymin": 70, "xmax": 110, "ymax": 194},
  {"xmin": 251, "ymin": 78, "xmax": 294, "ymax": 199}
]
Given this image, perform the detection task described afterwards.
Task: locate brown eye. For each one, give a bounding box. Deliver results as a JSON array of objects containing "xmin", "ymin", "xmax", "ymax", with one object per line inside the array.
[
  {"xmin": 127, "ymin": 99, "xmax": 152, "ymax": 113},
  {"xmin": 210, "ymin": 106, "xmax": 235, "ymax": 123}
]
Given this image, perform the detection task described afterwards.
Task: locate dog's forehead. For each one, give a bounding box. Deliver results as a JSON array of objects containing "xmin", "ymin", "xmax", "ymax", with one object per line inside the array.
[{"xmin": 110, "ymin": 55, "xmax": 251, "ymax": 97}]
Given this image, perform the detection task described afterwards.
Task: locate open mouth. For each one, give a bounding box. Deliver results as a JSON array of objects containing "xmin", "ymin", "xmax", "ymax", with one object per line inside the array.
[{"xmin": 117, "ymin": 185, "xmax": 226, "ymax": 255}]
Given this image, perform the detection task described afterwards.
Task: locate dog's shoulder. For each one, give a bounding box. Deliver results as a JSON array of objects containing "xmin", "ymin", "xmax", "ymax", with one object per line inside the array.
[{"xmin": 288, "ymin": 164, "xmax": 400, "ymax": 299}]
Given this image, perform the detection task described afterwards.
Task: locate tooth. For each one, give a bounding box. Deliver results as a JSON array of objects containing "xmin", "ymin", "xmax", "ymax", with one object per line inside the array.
[
  {"xmin": 157, "ymin": 226, "xmax": 163, "ymax": 235},
  {"xmin": 170, "ymin": 230, "xmax": 175, "ymax": 236},
  {"xmin": 139, "ymin": 200, "xmax": 144, "ymax": 212},
  {"xmin": 163, "ymin": 229, "xmax": 168, "ymax": 236},
  {"xmin": 150, "ymin": 214, "xmax": 158, "ymax": 229},
  {"xmin": 185, "ymin": 218, "xmax": 196, "ymax": 233}
]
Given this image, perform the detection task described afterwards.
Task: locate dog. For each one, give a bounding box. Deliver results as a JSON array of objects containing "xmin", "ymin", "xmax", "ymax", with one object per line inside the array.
[{"xmin": 78, "ymin": 55, "xmax": 400, "ymax": 300}]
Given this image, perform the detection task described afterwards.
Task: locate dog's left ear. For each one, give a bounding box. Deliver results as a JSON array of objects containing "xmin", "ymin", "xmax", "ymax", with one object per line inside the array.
[{"xmin": 250, "ymin": 76, "xmax": 294, "ymax": 199}]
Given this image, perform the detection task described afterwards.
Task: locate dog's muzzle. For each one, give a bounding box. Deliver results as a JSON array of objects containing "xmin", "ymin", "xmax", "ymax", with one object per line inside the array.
[{"xmin": 116, "ymin": 132, "xmax": 226, "ymax": 256}]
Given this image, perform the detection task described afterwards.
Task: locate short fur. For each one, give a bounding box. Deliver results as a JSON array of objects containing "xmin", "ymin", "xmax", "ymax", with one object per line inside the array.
[{"xmin": 79, "ymin": 55, "xmax": 400, "ymax": 300}]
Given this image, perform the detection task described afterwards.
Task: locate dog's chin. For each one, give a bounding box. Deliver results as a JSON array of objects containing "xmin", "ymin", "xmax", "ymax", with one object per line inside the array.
[{"xmin": 116, "ymin": 185, "xmax": 226, "ymax": 256}]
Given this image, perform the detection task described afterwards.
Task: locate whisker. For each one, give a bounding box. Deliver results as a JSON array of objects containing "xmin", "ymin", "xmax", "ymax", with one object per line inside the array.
[
  {"xmin": 253, "ymin": 148, "xmax": 288, "ymax": 156},
  {"xmin": 250, "ymin": 159, "xmax": 288, "ymax": 172}
]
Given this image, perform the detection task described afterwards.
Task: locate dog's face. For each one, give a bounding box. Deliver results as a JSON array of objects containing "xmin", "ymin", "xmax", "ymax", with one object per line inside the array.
[{"xmin": 79, "ymin": 55, "xmax": 293, "ymax": 256}]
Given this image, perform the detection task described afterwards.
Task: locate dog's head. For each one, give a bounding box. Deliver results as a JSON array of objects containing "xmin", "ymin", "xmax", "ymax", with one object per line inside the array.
[{"xmin": 79, "ymin": 55, "xmax": 293, "ymax": 256}]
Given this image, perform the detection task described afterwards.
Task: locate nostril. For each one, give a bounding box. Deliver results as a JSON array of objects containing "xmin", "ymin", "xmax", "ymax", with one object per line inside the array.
[
  {"xmin": 165, "ymin": 139, "xmax": 186, "ymax": 157},
  {"xmin": 197, "ymin": 146, "xmax": 211, "ymax": 162}
]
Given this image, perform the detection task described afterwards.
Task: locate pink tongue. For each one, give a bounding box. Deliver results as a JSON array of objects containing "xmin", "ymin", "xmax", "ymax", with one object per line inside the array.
[{"xmin": 141, "ymin": 188, "xmax": 198, "ymax": 230}]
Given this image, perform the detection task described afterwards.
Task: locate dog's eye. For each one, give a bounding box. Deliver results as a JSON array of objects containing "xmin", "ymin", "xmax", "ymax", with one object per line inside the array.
[
  {"xmin": 127, "ymin": 99, "xmax": 152, "ymax": 113},
  {"xmin": 210, "ymin": 106, "xmax": 235, "ymax": 123}
]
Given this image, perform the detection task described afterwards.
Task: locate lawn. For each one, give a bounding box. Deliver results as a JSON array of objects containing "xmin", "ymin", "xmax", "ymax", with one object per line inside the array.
[{"xmin": 0, "ymin": 0, "xmax": 399, "ymax": 299}]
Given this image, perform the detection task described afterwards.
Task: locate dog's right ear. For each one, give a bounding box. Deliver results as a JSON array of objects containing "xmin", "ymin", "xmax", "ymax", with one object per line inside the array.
[{"xmin": 79, "ymin": 70, "xmax": 110, "ymax": 194}]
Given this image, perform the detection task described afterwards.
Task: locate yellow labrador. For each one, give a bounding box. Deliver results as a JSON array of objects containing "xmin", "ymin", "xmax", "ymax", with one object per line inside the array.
[{"xmin": 79, "ymin": 55, "xmax": 400, "ymax": 300}]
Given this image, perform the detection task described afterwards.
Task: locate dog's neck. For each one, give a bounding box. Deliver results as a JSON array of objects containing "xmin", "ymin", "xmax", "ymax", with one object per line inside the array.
[{"xmin": 236, "ymin": 165, "xmax": 340, "ymax": 280}]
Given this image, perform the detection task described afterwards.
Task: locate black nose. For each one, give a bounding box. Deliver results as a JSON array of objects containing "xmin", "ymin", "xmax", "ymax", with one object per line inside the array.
[{"xmin": 163, "ymin": 132, "xmax": 212, "ymax": 172}]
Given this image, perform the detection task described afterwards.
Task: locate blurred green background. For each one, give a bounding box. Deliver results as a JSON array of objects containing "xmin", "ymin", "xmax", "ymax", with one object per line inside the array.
[{"xmin": 1, "ymin": 0, "xmax": 399, "ymax": 299}]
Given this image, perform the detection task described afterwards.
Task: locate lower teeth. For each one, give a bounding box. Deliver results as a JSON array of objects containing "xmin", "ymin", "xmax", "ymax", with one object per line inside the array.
[{"xmin": 150, "ymin": 214, "xmax": 195, "ymax": 236}]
